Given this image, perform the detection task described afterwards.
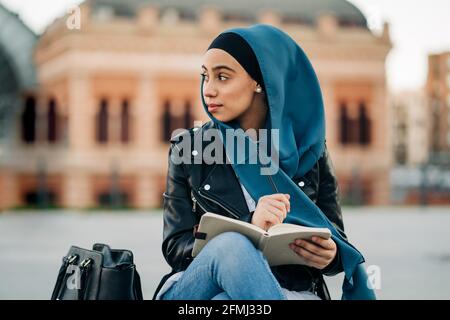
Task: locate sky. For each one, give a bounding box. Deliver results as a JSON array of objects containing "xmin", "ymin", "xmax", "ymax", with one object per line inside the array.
[{"xmin": 1, "ymin": 0, "xmax": 450, "ymax": 93}]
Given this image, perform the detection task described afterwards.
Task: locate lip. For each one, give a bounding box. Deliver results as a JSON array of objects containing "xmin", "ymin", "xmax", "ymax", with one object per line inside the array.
[{"xmin": 207, "ymin": 104, "xmax": 223, "ymax": 112}]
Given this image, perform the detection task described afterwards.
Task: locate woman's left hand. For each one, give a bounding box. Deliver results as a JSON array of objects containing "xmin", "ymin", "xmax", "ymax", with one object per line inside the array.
[{"xmin": 289, "ymin": 236, "xmax": 337, "ymax": 270}]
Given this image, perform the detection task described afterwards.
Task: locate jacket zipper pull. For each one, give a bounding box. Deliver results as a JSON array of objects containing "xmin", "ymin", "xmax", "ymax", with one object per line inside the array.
[{"xmin": 191, "ymin": 196, "xmax": 197, "ymax": 212}]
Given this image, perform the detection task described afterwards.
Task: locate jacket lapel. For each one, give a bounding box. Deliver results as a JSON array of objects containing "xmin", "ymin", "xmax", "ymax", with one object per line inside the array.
[{"xmin": 199, "ymin": 162, "xmax": 251, "ymax": 217}]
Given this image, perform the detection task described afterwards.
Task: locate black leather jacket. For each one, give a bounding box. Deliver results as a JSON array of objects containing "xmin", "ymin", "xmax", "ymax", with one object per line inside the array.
[{"xmin": 153, "ymin": 121, "xmax": 346, "ymax": 300}]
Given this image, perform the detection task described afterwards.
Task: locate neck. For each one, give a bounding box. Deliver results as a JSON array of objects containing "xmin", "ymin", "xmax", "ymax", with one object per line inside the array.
[{"xmin": 237, "ymin": 97, "xmax": 267, "ymax": 141}]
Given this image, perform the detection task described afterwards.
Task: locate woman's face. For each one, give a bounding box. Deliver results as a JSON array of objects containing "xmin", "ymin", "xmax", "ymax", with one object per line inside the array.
[{"xmin": 201, "ymin": 49, "xmax": 260, "ymax": 123}]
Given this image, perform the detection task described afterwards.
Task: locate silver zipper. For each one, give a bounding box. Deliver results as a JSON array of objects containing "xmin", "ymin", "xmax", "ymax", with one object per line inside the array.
[
  {"xmin": 197, "ymin": 190, "xmax": 240, "ymax": 219},
  {"xmin": 191, "ymin": 191, "xmax": 208, "ymax": 214}
]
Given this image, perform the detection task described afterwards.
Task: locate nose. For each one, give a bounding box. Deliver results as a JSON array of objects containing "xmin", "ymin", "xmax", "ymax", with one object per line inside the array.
[{"xmin": 203, "ymin": 79, "xmax": 218, "ymax": 98}]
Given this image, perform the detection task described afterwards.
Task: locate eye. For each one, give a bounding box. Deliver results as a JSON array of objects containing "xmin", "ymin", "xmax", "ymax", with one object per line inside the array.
[
  {"xmin": 218, "ymin": 74, "xmax": 228, "ymax": 81},
  {"xmin": 200, "ymin": 73, "xmax": 209, "ymax": 81}
]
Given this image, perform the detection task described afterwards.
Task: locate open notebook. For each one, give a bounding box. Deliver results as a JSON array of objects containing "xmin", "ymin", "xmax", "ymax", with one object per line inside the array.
[{"xmin": 192, "ymin": 212, "xmax": 331, "ymax": 266}]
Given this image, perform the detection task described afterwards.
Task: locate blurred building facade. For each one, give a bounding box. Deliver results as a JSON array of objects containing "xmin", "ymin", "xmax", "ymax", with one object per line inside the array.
[
  {"xmin": 426, "ymin": 52, "xmax": 450, "ymax": 156},
  {"xmin": 392, "ymin": 90, "xmax": 429, "ymax": 166},
  {"xmin": 0, "ymin": 0, "xmax": 392, "ymax": 210},
  {"xmin": 389, "ymin": 53, "xmax": 450, "ymax": 206}
]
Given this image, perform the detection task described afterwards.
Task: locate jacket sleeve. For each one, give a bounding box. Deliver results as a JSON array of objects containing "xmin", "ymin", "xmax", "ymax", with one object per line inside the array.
[
  {"xmin": 161, "ymin": 143, "xmax": 199, "ymax": 272},
  {"xmin": 316, "ymin": 144, "xmax": 347, "ymax": 276}
]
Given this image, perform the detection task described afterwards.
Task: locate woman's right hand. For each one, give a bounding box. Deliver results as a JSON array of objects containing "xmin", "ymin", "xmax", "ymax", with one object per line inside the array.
[{"xmin": 251, "ymin": 193, "xmax": 291, "ymax": 231}]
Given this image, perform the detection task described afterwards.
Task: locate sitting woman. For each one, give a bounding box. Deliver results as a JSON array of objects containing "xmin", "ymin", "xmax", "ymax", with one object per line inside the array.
[{"xmin": 153, "ymin": 24, "xmax": 375, "ymax": 300}]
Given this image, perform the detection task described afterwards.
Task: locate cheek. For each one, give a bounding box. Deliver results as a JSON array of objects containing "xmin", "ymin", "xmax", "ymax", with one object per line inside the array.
[{"xmin": 221, "ymin": 84, "xmax": 253, "ymax": 114}]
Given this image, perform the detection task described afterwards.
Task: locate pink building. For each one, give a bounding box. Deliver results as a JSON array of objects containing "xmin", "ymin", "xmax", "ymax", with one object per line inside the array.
[{"xmin": 0, "ymin": 0, "xmax": 392, "ymax": 209}]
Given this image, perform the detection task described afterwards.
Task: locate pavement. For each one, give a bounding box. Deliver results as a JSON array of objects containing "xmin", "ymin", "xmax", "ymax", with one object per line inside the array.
[{"xmin": 1, "ymin": 206, "xmax": 449, "ymax": 300}]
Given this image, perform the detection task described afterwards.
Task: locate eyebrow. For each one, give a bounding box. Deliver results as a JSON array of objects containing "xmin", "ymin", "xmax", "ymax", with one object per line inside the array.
[{"xmin": 201, "ymin": 64, "xmax": 236, "ymax": 73}]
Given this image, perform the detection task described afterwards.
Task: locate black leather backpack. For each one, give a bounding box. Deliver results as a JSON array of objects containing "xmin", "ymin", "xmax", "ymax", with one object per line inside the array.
[{"xmin": 51, "ymin": 243, "xmax": 143, "ymax": 300}]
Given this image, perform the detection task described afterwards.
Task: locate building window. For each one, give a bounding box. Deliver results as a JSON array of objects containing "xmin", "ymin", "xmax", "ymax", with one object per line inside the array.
[
  {"xmin": 121, "ymin": 99, "xmax": 130, "ymax": 143},
  {"xmin": 47, "ymin": 98, "xmax": 58, "ymax": 143},
  {"xmin": 96, "ymin": 99, "xmax": 109, "ymax": 143},
  {"xmin": 339, "ymin": 102, "xmax": 350, "ymax": 144},
  {"xmin": 23, "ymin": 189, "xmax": 57, "ymax": 208},
  {"xmin": 97, "ymin": 191, "xmax": 129, "ymax": 208},
  {"xmin": 339, "ymin": 100, "xmax": 371, "ymax": 146},
  {"xmin": 21, "ymin": 96, "xmax": 36, "ymax": 143},
  {"xmin": 161, "ymin": 100, "xmax": 190, "ymax": 142},
  {"xmin": 358, "ymin": 102, "xmax": 371, "ymax": 145},
  {"xmin": 162, "ymin": 100, "xmax": 171, "ymax": 142}
]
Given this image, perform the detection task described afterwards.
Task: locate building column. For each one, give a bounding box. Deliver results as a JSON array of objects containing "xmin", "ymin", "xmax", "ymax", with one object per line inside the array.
[
  {"xmin": 135, "ymin": 75, "xmax": 159, "ymax": 149},
  {"xmin": 320, "ymin": 78, "xmax": 337, "ymax": 146},
  {"xmin": 371, "ymin": 80, "xmax": 391, "ymax": 204},
  {"xmin": 63, "ymin": 72, "xmax": 94, "ymax": 208},
  {"xmin": 67, "ymin": 72, "xmax": 94, "ymax": 150},
  {"xmin": 109, "ymin": 97, "xmax": 121, "ymax": 146},
  {"xmin": 63, "ymin": 172, "xmax": 92, "ymax": 208},
  {"xmin": 0, "ymin": 171, "xmax": 19, "ymax": 210},
  {"xmin": 135, "ymin": 173, "xmax": 162, "ymax": 209}
]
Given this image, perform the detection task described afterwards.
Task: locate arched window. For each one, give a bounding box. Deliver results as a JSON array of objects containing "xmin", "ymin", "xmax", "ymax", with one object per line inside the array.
[
  {"xmin": 21, "ymin": 96, "xmax": 36, "ymax": 143},
  {"xmin": 358, "ymin": 102, "xmax": 371, "ymax": 145},
  {"xmin": 339, "ymin": 102, "xmax": 349, "ymax": 145},
  {"xmin": 48, "ymin": 98, "xmax": 58, "ymax": 143},
  {"xmin": 162, "ymin": 100, "xmax": 171, "ymax": 142},
  {"xmin": 121, "ymin": 99, "xmax": 130, "ymax": 143},
  {"xmin": 161, "ymin": 99, "xmax": 191, "ymax": 142},
  {"xmin": 96, "ymin": 99, "xmax": 108, "ymax": 143}
]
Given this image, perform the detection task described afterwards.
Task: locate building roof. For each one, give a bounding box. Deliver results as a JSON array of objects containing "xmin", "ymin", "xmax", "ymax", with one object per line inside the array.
[{"xmin": 90, "ymin": 0, "xmax": 368, "ymax": 28}]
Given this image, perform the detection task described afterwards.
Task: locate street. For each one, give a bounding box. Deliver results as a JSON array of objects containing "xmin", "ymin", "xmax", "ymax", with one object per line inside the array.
[{"xmin": 0, "ymin": 207, "xmax": 449, "ymax": 299}]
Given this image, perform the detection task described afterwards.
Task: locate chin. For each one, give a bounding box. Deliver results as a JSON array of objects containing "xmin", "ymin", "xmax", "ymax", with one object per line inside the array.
[{"xmin": 211, "ymin": 112, "xmax": 228, "ymax": 121}]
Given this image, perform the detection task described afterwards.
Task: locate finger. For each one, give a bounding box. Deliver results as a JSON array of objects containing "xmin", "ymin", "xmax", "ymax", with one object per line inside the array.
[
  {"xmin": 265, "ymin": 210, "xmax": 281, "ymax": 225},
  {"xmin": 311, "ymin": 236, "xmax": 335, "ymax": 250},
  {"xmin": 268, "ymin": 206, "xmax": 284, "ymax": 223},
  {"xmin": 268, "ymin": 201, "xmax": 287, "ymax": 219},
  {"xmin": 268, "ymin": 209, "xmax": 283, "ymax": 224},
  {"xmin": 290, "ymin": 244, "xmax": 329, "ymax": 266},
  {"xmin": 294, "ymin": 239, "xmax": 334, "ymax": 260},
  {"xmin": 269, "ymin": 194, "xmax": 290, "ymax": 212},
  {"xmin": 263, "ymin": 202, "xmax": 284, "ymax": 223},
  {"xmin": 284, "ymin": 194, "xmax": 291, "ymax": 212},
  {"xmin": 268, "ymin": 199, "xmax": 286, "ymax": 212}
]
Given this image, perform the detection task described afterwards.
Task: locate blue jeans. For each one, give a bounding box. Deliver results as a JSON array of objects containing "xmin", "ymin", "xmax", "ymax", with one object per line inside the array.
[{"xmin": 161, "ymin": 232, "xmax": 287, "ymax": 300}]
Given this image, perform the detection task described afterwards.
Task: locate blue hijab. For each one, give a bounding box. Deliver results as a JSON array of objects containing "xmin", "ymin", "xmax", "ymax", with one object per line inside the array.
[{"xmin": 200, "ymin": 24, "xmax": 376, "ymax": 300}]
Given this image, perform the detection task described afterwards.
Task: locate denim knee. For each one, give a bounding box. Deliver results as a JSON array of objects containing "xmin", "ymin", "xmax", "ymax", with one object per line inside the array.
[{"xmin": 203, "ymin": 232, "xmax": 257, "ymax": 263}]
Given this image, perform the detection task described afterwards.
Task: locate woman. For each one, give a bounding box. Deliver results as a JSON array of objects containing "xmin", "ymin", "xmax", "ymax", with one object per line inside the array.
[{"xmin": 153, "ymin": 24, "xmax": 375, "ymax": 300}]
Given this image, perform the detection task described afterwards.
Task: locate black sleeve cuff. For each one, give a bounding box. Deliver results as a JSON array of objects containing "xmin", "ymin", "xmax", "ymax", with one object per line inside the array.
[{"xmin": 322, "ymin": 247, "xmax": 343, "ymax": 276}]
